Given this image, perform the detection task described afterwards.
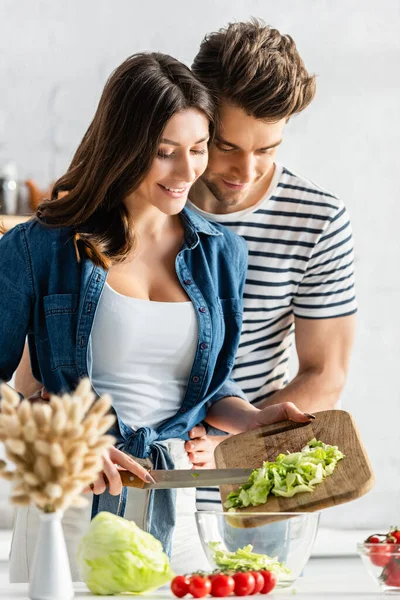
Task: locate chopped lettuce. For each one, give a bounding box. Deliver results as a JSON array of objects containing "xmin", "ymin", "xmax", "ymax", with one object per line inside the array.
[
  {"xmin": 225, "ymin": 439, "xmax": 344, "ymax": 509},
  {"xmin": 209, "ymin": 542, "xmax": 291, "ymax": 576},
  {"xmin": 76, "ymin": 512, "xmax": 174, "ymax": 595}
]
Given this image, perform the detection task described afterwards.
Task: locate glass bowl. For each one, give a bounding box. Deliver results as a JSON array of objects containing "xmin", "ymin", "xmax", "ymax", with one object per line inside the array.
[
  {"xmin": 195, "ymin": 511, "xmax": 320, "ymax": 588},
  {"xmin": 357, "ymin": 543, "xmax": 400, "ymax": 594}
]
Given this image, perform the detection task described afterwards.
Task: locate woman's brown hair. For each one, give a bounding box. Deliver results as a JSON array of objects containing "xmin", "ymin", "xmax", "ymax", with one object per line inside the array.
[
  {"xmin": 37, "ymin": 53, "xmax": 215, "ymax": 267},
  {"xmin": 192, "ymin": 19, "xmax": 316, "ymax": 122}
]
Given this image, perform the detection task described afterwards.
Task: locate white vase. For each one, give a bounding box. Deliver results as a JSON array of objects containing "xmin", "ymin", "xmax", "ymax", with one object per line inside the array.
[{"xmin": 28, "ymin": 510, "xmax": 74, "ymax": 600}]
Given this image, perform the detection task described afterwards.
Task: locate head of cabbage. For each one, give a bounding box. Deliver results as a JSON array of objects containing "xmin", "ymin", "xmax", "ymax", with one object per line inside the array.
[{"xmin": 76, "ymin": 512, "xmax": 175, "ymax": 595}]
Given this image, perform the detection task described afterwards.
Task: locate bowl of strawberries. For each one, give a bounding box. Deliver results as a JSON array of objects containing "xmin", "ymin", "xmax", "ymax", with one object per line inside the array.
[{"xmin": 357, "ymin": 527, "xmax": 400, "ymax": 593}]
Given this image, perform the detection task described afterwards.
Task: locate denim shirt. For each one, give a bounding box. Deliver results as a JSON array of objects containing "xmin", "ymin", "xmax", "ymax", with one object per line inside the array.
[{"xmin": 0, "ymin": 207, "xmax": 247, "ymax": 554}]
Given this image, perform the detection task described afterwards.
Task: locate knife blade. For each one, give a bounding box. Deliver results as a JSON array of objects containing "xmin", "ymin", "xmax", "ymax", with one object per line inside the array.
[{"xmin": 117, "ymin": 467, "xmax": 253, "ymax": 489}]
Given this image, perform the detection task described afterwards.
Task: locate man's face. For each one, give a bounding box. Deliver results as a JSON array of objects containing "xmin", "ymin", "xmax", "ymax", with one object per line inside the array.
[{"xmin": 201, "ymin": 102, "xmax": 286, "ymax": 212}]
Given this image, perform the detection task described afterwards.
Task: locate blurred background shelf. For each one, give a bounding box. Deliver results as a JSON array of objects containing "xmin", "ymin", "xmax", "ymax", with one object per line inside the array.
[{"xmin": 0, "ymin": 215, "xmax": 31, "ymax": 229}]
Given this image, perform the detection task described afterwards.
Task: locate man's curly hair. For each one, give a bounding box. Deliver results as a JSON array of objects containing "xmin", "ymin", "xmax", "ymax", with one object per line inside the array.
[{"xmin": 192, "ymin": 18, "xmax": 316, "ymax": 122}]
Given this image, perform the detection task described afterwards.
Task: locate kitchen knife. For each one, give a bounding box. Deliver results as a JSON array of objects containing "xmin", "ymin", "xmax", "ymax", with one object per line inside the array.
[{"xmin": 116, "ymin": 468, "xmax": 254, "ymax": 489}]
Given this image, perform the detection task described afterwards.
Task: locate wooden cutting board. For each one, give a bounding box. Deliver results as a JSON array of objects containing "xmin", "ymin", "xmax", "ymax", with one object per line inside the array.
[{"xmin": 214, "ymin": 410, "xmax": 374, "ymax": 526}]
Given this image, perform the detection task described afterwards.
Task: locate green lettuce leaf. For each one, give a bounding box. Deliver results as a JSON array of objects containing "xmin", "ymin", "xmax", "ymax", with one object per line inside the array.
[
  {"xmin": 225, "ymin": 438, "xmax": 344, "ymax": 509},
  {"xmin": 209, "ymin": 542, "xmax": 291, "ymax": 577},
  {"xmin": 76, "ymin": 512, "xmax": 174, "ymax": 595}
]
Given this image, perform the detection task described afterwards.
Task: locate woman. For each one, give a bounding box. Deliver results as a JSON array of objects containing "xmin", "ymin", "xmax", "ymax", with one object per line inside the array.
[{"xmin": 0, "ymin": 52, "xmax": 311, "ymax": 578}]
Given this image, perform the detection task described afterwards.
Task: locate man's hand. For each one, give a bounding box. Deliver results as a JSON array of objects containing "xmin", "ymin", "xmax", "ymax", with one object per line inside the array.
[
  {"xmin": 83, "ymin": 446, "xmax": 155, "ymax": 496},
  {"xmin": 184, "ymin": 425, "xmax": 228, "ymax": 469},
  {"xmin": 27, "ymin": 387, "xmax": 50, "ymax": 403}
]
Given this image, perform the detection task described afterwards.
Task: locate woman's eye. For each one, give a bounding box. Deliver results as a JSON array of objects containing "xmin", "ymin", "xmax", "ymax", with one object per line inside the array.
[
  {"xmin": 157, "ymin": 151, "xmax": 175, "ymax": 159},
  {"xmin": 191, "ymin": 149, "xmax": 207, "ymax": 155}
]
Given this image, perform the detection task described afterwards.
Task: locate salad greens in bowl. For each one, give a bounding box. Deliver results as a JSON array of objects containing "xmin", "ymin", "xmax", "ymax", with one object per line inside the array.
[{"xmin": 195, "ymin": 511, "xmax": 320, "ymax": 588}]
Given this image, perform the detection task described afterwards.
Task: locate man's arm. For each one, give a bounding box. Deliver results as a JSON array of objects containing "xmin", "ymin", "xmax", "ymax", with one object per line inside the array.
[
  {"xmin": 185, "ymin": 313, "xmax": 356, "ymax": 467},
  {"xmin": 257, "ymin": 314, "xmax": 356, "ymax": 412}
]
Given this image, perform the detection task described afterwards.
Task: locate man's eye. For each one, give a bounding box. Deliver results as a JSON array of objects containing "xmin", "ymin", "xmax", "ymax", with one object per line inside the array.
[
  {"xmin": 217, "ymin": 145, "xmax": 234, "ymax": 153},
  {"xmin": 157, "ymin": 151, "xmax": 175, "ymax": 159}
]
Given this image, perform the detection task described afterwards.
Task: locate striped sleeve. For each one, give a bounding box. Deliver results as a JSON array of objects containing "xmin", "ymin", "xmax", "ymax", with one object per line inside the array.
[{"xmin": 293, "ymin": 200, "xmax": 357, "ymax": 319}]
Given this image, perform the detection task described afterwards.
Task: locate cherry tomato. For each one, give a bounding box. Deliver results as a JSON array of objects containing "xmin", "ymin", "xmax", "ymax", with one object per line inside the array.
[
  {"xmin": 259, "ymin": 570, "xmax": 277, "ymax": 594},
  {"xmin": 367, "ymin": 536, "xmax": 380, "ymax": 544},
  {"xmin": 189, "ymin": 575, "xmax": 212, "ymax": 598},
  {"xmin": 249, "ymin": 572, "xmax": 264, "ymax": 595},
  {"xmin": 369, "ymin": 544, "xmax": 393, "ymax": 567},
  {"xmin": 210, "ymin": 573, "xmax": 235, "ymax": 597},
  {"xmin": 390, "ymin": 530, "xmax": 400, "ymax": 544},
  {"xmin": 384, "ymin": 557, "xmax": 400, "ymax": 587},
  {"xmin": 171, "ymin": 575, "xmax": 190, "ymax": 598},
  {"xmin": 232, "ymin": 572, "xmax": 255, "ymax": 596},
  {"xmin": 386, "ymin": 573, "xmax": 400, "ymax": 587}
]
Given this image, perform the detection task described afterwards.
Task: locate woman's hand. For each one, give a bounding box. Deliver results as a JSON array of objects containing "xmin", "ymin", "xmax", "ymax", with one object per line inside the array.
[
  {"xmin": 83, "ymin": 446, "xmax": 156, "ymax": 496},
  {"xmin": 24, "ymin": 390, "xmax": 156, "ymax": 495}
]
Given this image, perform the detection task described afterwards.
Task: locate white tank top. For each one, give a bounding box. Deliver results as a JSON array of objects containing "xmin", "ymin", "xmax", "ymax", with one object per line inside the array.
[{"xmin": 91, "ymin": 282, "xmax": 198, "ymax": 430}]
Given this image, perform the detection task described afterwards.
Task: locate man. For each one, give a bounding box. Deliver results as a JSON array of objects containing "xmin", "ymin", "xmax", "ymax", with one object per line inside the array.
[{"xmin": 184, "ymin": 20, "xmax": 357, "ymax": 510}]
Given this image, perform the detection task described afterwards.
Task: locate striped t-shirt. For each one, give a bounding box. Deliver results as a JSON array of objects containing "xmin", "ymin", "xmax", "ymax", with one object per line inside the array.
[{"xmin": 187, "ymin": 163, "xmax": 357, "ymax": 510}]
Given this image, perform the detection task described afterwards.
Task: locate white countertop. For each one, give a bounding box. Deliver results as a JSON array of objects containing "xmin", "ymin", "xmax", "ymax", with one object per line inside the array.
[
  {"xmin": 0, "ymin": 557, "xmax": 384, "ymax": 599},
  {"xmin": 0, "ymin": 527, "xmax": 373, "ymax": 562}
]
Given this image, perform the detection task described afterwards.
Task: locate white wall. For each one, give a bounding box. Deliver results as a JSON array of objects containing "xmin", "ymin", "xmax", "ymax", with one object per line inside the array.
[{"xmin": 1, "ymin": 0, "xmax": 399, "ymax": 529}]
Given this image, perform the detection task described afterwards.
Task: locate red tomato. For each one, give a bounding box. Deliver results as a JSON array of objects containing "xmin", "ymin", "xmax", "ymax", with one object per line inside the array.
[
  {"xmin": 369, "ymin": 544, "xmax": 393, "ymax": 567},
  {"xmin": 390, "ymin": 530, "xmax": 400, "ymax": 544},
  {"xmin": 386, "ymin": 573, "xmax": 400, "ymax": 587},
  {"xmin": 210, "ymin": 574, "xmax": 235, "ymax": 597},
  {"xmin": 232, "ymin": 572, "xmax": 255, "ymax": 596},
  {"xmin": 259, "ymin": 570, "xmax": 277, "ymax": 595},
  {"xmin": 367, "ymin": 536, "xmax": 380, "ymax": 544},
  {"xmin": 189, "ymin": 575, "xmax": 212, "ymax": 599},
  {"xmin": 171, "ymin": 575, "xmax": 190, "ymax": 598},
  {"xmin": 384, "ymin": 557, "xmax": 400, "ymax": 587},
  {"xmin": 249, "ymin": 572, "xmax": 264, "ymax": 595}
]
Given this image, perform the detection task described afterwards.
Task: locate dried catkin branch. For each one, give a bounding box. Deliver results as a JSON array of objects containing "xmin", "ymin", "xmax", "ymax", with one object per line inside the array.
[
  {"xmin": 22, "ymin": 420, "xmax": 38, "ymax": 443},
  {"xmin": 49, "ymin": 443, "xmax": 65, "ymax": 467},
  {"xmin": 0, "ymin": 380, "xmax": 116, "ymax": 513},
  {"xmin": 17, "ymin": 400, "xmax": 32, "ymax": 425}
]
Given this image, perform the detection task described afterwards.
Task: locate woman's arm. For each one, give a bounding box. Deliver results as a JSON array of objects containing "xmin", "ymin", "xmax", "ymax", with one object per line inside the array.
[
  {"xmin": 0, "ymin": 226, "xmax": 33, "ymax": 382},
  {"xmin": 205, "ymin": 395, "xmax": 313, "ymax": 434}
]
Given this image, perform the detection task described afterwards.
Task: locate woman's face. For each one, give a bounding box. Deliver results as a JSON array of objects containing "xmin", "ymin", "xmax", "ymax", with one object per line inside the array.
[{"xmin": 133, "ymin": 108, "xmax": 210, "ymax": 215}]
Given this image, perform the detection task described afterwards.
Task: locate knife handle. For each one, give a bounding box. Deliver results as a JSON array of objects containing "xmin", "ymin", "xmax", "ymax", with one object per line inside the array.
[{"xmin": 104, "ymin": 470, "xmax": 147, "ymax": 489}]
